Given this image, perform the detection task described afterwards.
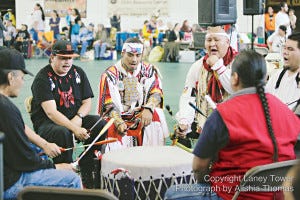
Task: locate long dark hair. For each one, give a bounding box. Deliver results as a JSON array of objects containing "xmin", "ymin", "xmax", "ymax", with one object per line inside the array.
[
  {"xmin": 73, "ymin": 8, "xmax": 81, "ymax": 24},
  {"xmin": 36, "ymin": 3, "xmax": 45, "ymax": 21},
  {"xmin": 232, "ymin": 50, "xmax": 278, "ymax": 161}
]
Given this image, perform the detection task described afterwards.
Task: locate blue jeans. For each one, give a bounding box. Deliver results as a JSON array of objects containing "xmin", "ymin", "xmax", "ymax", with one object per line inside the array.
[
  {"xmin": 4, "ymin": 168, "xmax": 82, "ymax": 200},
  {"xmin": 94, "ymin": 42, "xmax": 108, "ymax": 58},
  {"xmin": 80, "ymin": 40, "xmax": 92, "ymax": 56},
  {"xmin": 164, "ymin": 184, "xmax": 223, "ymax": 200}
]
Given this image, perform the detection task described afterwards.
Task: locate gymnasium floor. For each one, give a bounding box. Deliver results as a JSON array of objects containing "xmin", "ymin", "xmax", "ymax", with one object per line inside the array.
[{"xmin": 14, "ymin": 57, "xmax": 192, "ymax": 138}]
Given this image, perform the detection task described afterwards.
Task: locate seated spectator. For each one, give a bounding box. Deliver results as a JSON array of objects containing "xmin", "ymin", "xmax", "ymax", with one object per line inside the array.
[
  {"xmin": 61, "ymin": 26, "xmax": 69, "ymax": 40},
  {"xmin": 79, "ymin": 23, "xmax": 94, "ymax": 58},
  {"xmin": 0, "ymin": 12, "xmax": 7, "ymax": 47},
  {"xmin": 180, "ymin": 19, "xmax": 192, "ymax": 33},
  {"xmin": 14, "ymin": 24, "xmax": 30, "ymax": 57},
  {"xmin": 163, "ymin": 23, "xmax": 181, "ymax": 62},
  {"xmin": 267, "ymin": 25, "xmax": 287, "ymax": 53},
  {"xmin": 191, "ymin": 23, "xmax": 202, "ymax": 33},
  {"xmin": 3, "ymin": 8, "xmax": 16, "ymax": 27},
  {"xmin": 3, "ymin": 20, "xmax": 16, "ymax": 48},
  {"xmin": 93, "ymin": 24, "xmax": 111, "ymax": 60},
  {"xmin": 163, "ymin": 21, "xmax": 173, "ymax": 42},
  {"xmin": 73, "ymin": 22, "xmax": 94, "ymax": 58},
  {"xmin": 0, "ymin": 48, "xmax": 82, "ymax": 199}
]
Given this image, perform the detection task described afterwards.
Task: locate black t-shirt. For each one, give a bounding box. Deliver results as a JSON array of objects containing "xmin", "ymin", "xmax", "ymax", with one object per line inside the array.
[
  {"xmin": 31, "ymin": 64, "xmax": 94, "ymax": 131},
  {"xmin": 0, "ymin": 95, "xmax": 54, "ymax": 190},
  {"xmin": 15, "ymin": 30, "xmax": 30, "ymax": 40}
]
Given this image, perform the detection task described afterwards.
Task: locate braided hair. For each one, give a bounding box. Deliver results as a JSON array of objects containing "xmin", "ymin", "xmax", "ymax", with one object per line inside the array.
[{"xmin": 231, "ymin": 50, "xmax": 278, "ymax": 162}]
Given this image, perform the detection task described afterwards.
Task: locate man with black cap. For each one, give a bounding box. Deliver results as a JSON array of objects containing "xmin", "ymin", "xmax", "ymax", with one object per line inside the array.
[
  {"xmin": 30, "ymin": 40, "xmax": 108, "ymax": 188},
  {"xmin": 0, "ymin": 48, "xmax": 82, "ymax": 199}
]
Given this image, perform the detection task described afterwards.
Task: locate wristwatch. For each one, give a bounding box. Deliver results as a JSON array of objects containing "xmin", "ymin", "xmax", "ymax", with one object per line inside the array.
[{"xmin": 77, "ymin": 112, "xmax": 84, "ymax": 119}]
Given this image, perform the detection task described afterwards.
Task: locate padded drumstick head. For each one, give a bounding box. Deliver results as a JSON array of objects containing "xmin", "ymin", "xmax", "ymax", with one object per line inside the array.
[{"xmin": 165, "ymin": 105, "xmax": 173, "ymax": 116}]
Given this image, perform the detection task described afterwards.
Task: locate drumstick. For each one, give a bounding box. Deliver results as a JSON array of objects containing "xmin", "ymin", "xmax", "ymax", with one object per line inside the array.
[
  {"xmin": 73, "ymin": 118, "xmax": 115, "ymax": 167},
  {"xmin": 175, "ymin": 142, "xmax": 193, "ymax": 153},
  {"xmin": 165, "ymin": 105, "xmax": 184, "ymax": 141},
  {"xmin": 87, "ymin": 106, "xmax": 113, "ymax": 134},
  {"xmin": 60, "ymin": 138, "xmax": 118, "ymax": 152},
  {"xmin": 188, "ymin": 102, "xmax": 207, "ymax": 118}
]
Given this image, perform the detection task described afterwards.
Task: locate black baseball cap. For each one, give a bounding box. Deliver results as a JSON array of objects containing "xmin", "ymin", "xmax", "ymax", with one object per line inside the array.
[
  {"xmin": 52, "ymin": 40, "xmax": 79, "ymax": 57},
  {"xmin": 0, "ymin": 48, "xmax": 33, "ymax": 76}
]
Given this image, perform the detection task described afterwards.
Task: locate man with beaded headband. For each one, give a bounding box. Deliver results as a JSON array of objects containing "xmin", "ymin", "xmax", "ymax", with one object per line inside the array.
[
  {"xmin": 174, "ymin": 26, "xmax": 238, "ymax": 142},
  {"xmin": 98, "ymin": 37, "xmax": 168, "ymax": 151}
]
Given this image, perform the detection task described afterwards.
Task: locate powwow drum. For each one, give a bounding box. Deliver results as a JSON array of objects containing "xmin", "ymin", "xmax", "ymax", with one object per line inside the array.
[{"xmin": 101, "ymin": 146, "xmax": 195, "ymax": 200}]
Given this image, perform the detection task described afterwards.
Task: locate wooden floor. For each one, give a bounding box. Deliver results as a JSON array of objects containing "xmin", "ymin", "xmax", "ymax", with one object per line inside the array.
[{"xmin": 15, "ymin": 57, "xmax": 192, "ymax": 137}]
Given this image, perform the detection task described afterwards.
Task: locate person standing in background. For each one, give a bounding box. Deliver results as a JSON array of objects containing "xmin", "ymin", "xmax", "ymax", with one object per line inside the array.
[
  {"xmin": 265, "ymin": 6, "xmax": 276, "ymax": 38},
  {"xmin": 110, "ymin": 12, "xmax": 121, "ymax": 32},
  {"xmin": 30, "ymin": 3, "xmax": 45, "ymax": 43},
  {"xmin": 275, "ymin": 2, "xmax": 291, "ymax": 36},
  {"xmin": 49, "ymin": 10, "xmax": 61, "ymax": 40},
  {"xmin": 70, "ymin": 8, "xmax": 81, "ymax": 46},
  {"xmin": 289, "ymin": 8, "xmax": 297, "ymax": 32}
]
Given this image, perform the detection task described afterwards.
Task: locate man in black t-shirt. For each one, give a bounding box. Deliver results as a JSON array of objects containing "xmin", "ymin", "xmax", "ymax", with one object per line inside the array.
[
  {"xmin": 30, "ymin": 40, "xmax": 107, "ymax": 188},
  {"xmin": 0, "ymin": 48, "xmax": 82, "ymax": 199}
]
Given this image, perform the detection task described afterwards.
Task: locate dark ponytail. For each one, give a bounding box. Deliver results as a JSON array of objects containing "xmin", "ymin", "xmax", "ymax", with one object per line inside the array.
[
  {"xmin": 36, "ymin": 3, "xmax": 45, "ymax": 21},
  {"xmin": 232, "ymin": 50, "xmax": 278, "ymax": 161}
]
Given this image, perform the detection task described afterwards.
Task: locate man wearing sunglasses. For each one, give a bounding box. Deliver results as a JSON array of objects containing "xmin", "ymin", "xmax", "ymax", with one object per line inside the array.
[{"xmin": 30, "ymin": 40, "xmax": 107, "ymax": 188}]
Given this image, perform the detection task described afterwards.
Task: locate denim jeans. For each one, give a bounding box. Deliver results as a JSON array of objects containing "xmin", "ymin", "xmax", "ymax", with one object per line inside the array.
[
  {"xmin": 4, "ymin": 168, "xmax": 82, "ymax": 200},
  {"xmin": 80, "ymin": 40, "xmax": 92, "ymax": 56},
  {"xmin": 164, "ymin": 183, "xmax": 223, "ymax": 200},
  {"xmin": 94, "ymin": 42, "xmax": 108, "ymax": 58}
]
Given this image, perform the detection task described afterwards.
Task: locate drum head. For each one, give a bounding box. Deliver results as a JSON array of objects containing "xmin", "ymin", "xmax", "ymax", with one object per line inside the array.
[{"xmin": 101, "ymin": 146, "xmax": 193, "ymax": 180}]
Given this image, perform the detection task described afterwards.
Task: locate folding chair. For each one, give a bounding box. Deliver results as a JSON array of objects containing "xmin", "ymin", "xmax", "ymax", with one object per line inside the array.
[
  {"xmin": 232, "ymin": 159, "xmax": 299, "ymax": 200},
  {"xmin": 17, "ymin": 186, "xmax": 118, "ymax": 200},
  {"xmin": 35, "ymin": 31, "xmax": 54, "ymax": 58}
]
